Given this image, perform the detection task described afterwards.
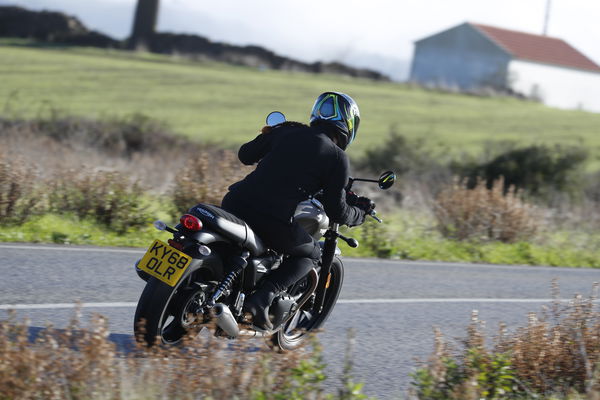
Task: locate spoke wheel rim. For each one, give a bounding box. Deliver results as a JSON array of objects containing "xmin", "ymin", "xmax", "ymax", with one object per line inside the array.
[{"xmin": 158, "ymin": 285, "xmax": 208, "ymax": 344}]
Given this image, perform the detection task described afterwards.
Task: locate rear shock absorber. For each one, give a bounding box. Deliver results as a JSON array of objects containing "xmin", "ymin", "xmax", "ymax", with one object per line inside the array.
[{"xmin": 207, "ymin": 250, "xmax": 249, "ymax": 308}]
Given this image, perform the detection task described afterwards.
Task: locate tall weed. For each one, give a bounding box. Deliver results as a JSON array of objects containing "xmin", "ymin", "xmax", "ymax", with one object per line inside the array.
[
  {"xmin": 0, "ymin": 153, "xmax": 39, "ymax": 224},
  {"xmin": 411, "ymin": 285, "xmax": 600, "ymax": 399},
  {"xmin": 0, "ymin": 312, "xmax": 368, "ymax": 400},
  {"xmin": 171, "ymin": 149, "xmax": 251, "ymax": 215}
]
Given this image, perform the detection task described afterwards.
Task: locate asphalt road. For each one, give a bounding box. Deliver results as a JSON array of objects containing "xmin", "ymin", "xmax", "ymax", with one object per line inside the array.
[{"xmin": 1, "ymin": 243, "xmax": 599, "ymax": 399}]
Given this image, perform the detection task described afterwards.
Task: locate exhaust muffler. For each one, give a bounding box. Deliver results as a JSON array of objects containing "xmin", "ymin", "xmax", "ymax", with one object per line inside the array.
[{"xmin": 213, "ymin": 304, "xmax": 240, "ymax": 338}]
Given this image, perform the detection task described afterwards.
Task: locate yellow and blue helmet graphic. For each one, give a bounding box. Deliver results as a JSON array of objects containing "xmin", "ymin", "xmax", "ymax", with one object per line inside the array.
[{"xmin": 310, "ymin": 92, "xmax": 360, "ymax": 149}]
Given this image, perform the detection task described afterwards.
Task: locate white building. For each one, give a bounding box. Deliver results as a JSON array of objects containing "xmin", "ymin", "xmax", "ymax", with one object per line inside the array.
[{"xmin": 410, "ymin": 22, "xmax": 600, "ymax": 112}]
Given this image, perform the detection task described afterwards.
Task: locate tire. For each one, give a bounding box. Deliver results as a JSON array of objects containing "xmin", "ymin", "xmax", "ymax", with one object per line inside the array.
[
  {"xmin": 133, "ymin": 277, "xmax": 214, "ymax": 346},
  {"xmin": 271, "ymin": 256, "xmax": 344, "ymax": 351}
]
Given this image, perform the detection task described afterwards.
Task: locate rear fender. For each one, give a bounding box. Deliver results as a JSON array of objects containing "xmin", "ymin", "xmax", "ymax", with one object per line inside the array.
[{"xmin": 181, "ymin": 251, "xmax": 224, "ymax": 285}]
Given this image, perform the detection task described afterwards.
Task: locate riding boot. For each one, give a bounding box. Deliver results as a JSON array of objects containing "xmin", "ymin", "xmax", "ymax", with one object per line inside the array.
[{"xmin": 243, "ymin": 280, "xmax": 280, "ymax": 331}]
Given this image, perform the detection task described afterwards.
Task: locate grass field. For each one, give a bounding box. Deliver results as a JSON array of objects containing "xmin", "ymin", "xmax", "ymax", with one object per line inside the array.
[{"xmin": 2, "ymin": 40, "xmax": 600, "ymax": 160}]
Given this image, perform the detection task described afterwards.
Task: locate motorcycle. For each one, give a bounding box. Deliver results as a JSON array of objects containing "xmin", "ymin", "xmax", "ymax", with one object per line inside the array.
[{"xmin": 133, "ymin": 112, "xmax": 396, "ymax": 351}]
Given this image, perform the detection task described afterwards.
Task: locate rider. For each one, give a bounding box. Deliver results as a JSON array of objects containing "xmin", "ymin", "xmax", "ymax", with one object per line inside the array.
[{"xmin": 221, "ymin": 91, "xmax": 373, "ymax": 331}]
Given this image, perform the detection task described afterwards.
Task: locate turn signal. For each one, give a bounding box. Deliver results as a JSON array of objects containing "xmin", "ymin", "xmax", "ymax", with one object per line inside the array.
[{"xmin": 180, "ymin": 214, "xmax": 203, "ymax": 231}]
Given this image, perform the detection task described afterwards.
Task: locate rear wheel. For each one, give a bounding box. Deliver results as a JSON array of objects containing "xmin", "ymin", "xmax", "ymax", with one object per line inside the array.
[
  {"xmin": 271, "ymin": 257, "xmax": 344, "ymax": 351},
  {"xmin": 134, "ymin": 277, "xmax": 215, "ymax": 346}
]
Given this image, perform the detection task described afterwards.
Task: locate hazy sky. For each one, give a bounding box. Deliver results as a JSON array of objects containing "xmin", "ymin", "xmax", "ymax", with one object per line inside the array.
[{"xmin": 2, "ymin": 0, "xmax": 599, "ymax": 80}]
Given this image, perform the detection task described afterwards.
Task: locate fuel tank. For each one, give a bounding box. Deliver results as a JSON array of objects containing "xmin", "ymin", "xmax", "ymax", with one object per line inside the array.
[{"xmin": 293, "ymin": 199, "xmax": 329, "ymax": 239}]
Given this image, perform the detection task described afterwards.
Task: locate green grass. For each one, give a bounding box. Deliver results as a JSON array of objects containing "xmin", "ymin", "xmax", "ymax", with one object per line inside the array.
[
  {"xmin": 0, "ymin": 214, "xmax": 171, "ymax": 247},
  {"xmin": 2, "ymin": 40, "xmax": 600, "ymax": 161},
  {"xmin": 3, "ymin": 212, "xmax": 596, "ymax": 268},
  {"xmin": 340, "ymin": 213, "xmax": 600, "ymax": 267}
]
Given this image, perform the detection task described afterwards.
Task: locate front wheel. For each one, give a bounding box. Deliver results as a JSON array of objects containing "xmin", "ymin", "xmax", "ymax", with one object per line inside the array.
[{"xmin": 271, "ymin": 256, "xmax": 344, "ymax": 351}]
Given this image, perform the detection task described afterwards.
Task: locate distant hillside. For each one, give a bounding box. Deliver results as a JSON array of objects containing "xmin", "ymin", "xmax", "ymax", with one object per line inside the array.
[
  {"xmin": 1, "ymin": 43, "xmax": 600, "ymax": 164},
  {"xmin": 0, "ymin": 5, "xmax": 389, "ymax": 81}
]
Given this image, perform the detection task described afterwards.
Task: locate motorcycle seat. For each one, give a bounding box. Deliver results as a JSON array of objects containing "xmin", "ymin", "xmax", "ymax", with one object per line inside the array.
[{"xmin": 188, "ymin": 204, "xmax": 266, "ymax": 256}]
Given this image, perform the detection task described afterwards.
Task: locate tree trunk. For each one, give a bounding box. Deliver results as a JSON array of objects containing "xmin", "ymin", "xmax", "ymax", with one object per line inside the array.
[{"xmin": 128, "ymin": 0, "xmax": 160, "ymax": 50}]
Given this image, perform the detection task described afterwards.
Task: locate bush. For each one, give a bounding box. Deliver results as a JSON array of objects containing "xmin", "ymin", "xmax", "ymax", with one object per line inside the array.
[
  {"xmin": 171, "ymin": 149, "xmax": 251, "ymax": 216},
  {"xmin": 0, "ymin": 153, "xmax": 39, "ymax": 224},
  {"xmin": 358, "ymin": 130, "xmax": 445, "ymax": 178},
  {"xmin": 0, "ymin": 312, "xmax": 370, "ymax": 400},
  {"xmin": 411, "ymin": 286, "xmax": 600, "ymax": 399},
  {"xmin": 433, "ymin": 178, "xmax": 539, "ymax": 243},
  {"xmin": 453, "ymin": 144, "xmax": 588, "ymax": 197},
  {"xmin": 0, "ymin": 112, "xmax": 203, "ymax": 159},
  {"xmin": 47, "ymin": 169, "xmax": 151, "ymax": 233},
  {"xmin": 583, "ymin": 170, "xmax": 600, "ymax": 204}
]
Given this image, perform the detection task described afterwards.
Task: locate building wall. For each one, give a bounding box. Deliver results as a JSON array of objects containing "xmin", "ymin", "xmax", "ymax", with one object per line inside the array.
[
  {"xmin": 508, "ymin": 60, "xmax": 600, "ymax": 112},
  {"xmin": 410, "ymin": 23, "xmax": 512, "ymax": 90}
]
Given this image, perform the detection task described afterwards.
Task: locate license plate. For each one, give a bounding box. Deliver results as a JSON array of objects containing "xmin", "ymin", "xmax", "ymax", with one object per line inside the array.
[{"xmin": 138, "ymin": 240, "xmax": 192, "ymax": 287}]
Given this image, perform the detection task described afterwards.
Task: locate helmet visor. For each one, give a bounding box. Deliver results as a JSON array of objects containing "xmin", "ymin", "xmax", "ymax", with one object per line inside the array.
[{"xmin": 314, "ymin": 95, "xmax": 340, "ymax": 120}]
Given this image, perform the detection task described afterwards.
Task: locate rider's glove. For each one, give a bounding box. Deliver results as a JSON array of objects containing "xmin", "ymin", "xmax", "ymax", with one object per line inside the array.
[{"xmin": 347, "ymin": 191, "xmax": 375, "ymax": 212}]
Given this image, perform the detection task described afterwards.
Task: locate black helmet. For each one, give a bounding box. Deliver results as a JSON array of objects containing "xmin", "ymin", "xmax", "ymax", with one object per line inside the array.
[{"xmin": 309, "ymin": 92, "xmax": 360, "ymax": 150}]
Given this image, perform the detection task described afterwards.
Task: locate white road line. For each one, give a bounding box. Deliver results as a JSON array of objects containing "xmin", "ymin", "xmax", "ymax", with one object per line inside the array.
[
  {"xmin": 337, "ymin": 298, "xmax": 566, "ymax": 304},
  {"xmin": 0, "ymin": 298, "xmax": 584, "ymax": 310},
  {"xmin": 0, "ymin": 302, "xmax": 138, "ymax": 310},
  {"xmin": 0, "ymin": 245, "xmax": 142, "ymax": 254}
]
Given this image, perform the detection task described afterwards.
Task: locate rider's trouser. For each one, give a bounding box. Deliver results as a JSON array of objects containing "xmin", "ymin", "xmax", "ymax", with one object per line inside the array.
[{"xmin": 221, "ymin": 193, "xmax": 321, "ymax": 291}]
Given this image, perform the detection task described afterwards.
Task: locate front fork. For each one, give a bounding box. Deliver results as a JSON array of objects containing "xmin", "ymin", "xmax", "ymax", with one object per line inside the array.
[{"xmin": 313, "ymin": 223, "xmax": 340, "ymax": 313}]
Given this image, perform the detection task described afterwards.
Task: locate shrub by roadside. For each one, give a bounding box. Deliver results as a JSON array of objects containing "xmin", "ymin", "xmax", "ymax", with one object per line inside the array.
[
  {"xmin": 454, "ymin": 144, "xmax": 588, "ymax": 198},
  {"xmin": 410, "ymin": 285, "xmax": 600, "ymax": 399},
  {"xmin": 0, "ymin": 163, "xmax": 154, "ymax": 234},
  {"xmin": 171, "ymin": 149, "xmax": 251, "ymax": 216},
  {"xmin": 0, "ymin": 312, "xmax": 369, "ymax": 400},
  {"xmin": 433, "ymin": 178, "xmax": 539, "ymax": 243},
  {"xmin": 0, "ymin": 153, "xmax": 39, "ymax": 224},
  {"xmin": 46, "ymin": 169, "xmax": 151, "ymax": 233}
]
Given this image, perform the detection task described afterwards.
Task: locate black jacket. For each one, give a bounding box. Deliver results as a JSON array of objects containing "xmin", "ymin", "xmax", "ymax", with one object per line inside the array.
[{"xmin": 224, "ymin": 123, "xmax": 365, "ymax": 226}]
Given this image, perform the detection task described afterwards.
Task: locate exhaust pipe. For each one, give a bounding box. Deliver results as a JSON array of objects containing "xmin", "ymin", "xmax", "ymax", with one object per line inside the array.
[
  {"xmin": 213, "ymin": 304, "xmax": 240, "ymax": 338},
  {"xmin": 238, "ymin": 329, "xmax": 271, "ymax": 337}
]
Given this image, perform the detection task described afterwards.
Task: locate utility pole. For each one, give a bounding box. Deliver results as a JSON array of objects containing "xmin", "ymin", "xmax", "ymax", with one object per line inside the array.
[
  {"xmin": 543, "ymin": 0, "xmax": 552, "ymax": 35},
  {"xmin": 128, "ymin": 0, "xmax": 160, "ymax": 50}
]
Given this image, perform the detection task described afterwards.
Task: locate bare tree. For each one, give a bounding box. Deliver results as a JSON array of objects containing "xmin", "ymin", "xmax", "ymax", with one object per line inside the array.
[{"xmin": 128, "ymin": 0, "xmax": 160, "ymax": 50}]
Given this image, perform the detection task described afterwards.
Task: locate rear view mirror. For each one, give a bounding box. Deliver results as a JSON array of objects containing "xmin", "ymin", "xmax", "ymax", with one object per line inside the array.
[
  {"xmin": 378, "ymin": 171, "xmax": 396, "ymax": 190},
  {"xmin": 266, "ymin": 111, "xmax": 286, "ymax": 127}
]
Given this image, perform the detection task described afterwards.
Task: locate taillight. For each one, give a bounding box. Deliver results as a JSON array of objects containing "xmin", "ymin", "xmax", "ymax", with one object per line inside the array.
[{"xmin": 180, "ymin": 214, "xmax": 203, "ymax": 231}]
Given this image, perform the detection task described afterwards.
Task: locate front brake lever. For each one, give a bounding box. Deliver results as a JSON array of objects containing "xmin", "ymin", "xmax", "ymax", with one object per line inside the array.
[{"xmin": 368, "ymin": 210, "xmax": 383, "ymax": 223}]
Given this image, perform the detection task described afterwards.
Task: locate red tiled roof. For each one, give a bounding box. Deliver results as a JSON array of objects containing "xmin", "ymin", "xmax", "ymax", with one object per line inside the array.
[{"xmin": 471, "ymin": 23, "xmax": 600, "ymax": 73}]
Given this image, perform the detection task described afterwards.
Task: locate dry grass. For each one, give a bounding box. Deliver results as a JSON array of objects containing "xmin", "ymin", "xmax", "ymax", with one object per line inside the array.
[
  {"xmin": 411, "ymin": 284, "xmax": 600, "ymax": 399},
  {"xmin": 45, "ymin": 169, "xmax": 151, "ymax": 233},
  {"xmin": 499, "ymin": 285, "xmax": 600, "ymax": 395},
  {"xmin": 0, "ymin": 114, "xmax": 229, "ymax": 193},
  {"xmin": 171, "ymin": 149, "xmax": 252, "ymax": 215},
  {"xmin": 433, "ymin": 177, "xmax": 540, "ymax": 243},
  {"xmin": 0, "ymin": 152, "xmax": 39, "ymax": 224},
  {"xmin": 1, "ymin": 114, "xmax": 251, "ymax": 229},
  {"xmin": 0, "ymin": 311, "xmax": 329, "ymax": 400}
]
